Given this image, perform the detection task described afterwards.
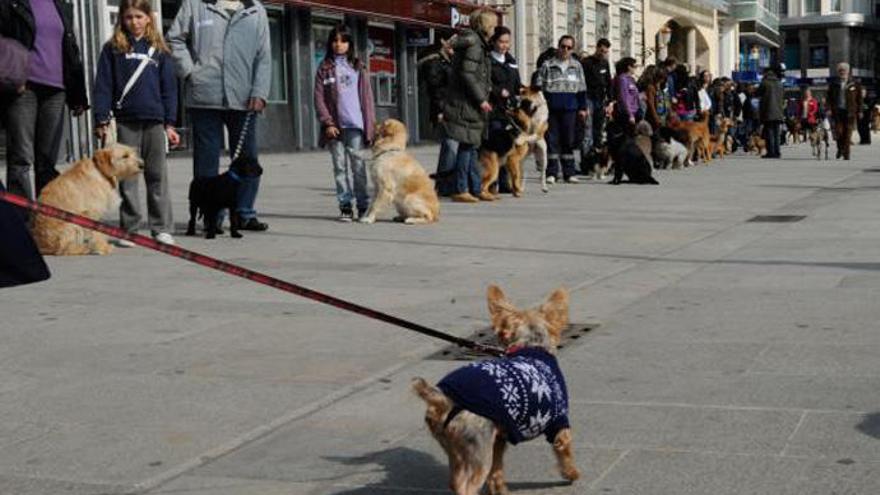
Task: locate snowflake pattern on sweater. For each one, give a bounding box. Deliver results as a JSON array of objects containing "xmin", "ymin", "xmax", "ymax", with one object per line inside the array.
[{"xmin": 437, "ymin": 347, "xmax": 570, "ymax": 444}]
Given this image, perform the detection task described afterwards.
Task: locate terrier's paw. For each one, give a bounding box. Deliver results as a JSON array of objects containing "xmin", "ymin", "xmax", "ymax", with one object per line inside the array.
[{"xmin": 561, "ymin": 466, "xmax": 581, "ymax": 482}]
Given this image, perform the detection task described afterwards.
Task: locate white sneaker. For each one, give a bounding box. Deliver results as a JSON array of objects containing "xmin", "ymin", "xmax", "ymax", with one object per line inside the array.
[
  {"xmin": 114, "ymin": 238, "xmax": 135, "ymax": 248},
  {"xmin": 565, "ymin": 176, "xmax": 581, "ymax": 184},
  {"xmin": 547, "ymin": 176, "xmax": 556, "ymax": 184},
  {"xmin": 154, "ymin": 232, "xmax": 175, "ymax": 246}
]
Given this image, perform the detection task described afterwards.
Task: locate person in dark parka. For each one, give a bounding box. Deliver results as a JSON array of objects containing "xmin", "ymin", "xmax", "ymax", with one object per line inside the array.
[
  {"xmin": 758, "ymin": 65, "xmax": 784, "ymax": 159},
  {"xmin": 0, "ymin": 182, "xmax": 50, "ymax": 288}
]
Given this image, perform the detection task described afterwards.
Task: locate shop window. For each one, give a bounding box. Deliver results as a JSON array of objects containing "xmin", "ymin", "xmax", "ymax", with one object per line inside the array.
[
  {"xmin": 784, "ymin": 43, "xmax": 800, "ymax": 70},
  {"xmin": 809, "ymin": 46, "xmax": 828, "ymax": 67},
  {"xmin": 619, "ymin": 9, "xmax": 632, "ymax": 57},
  {"xmin": 780, "ymin": 0, "xmax": 788, "ymax": 17},
  {"xmin": 368, "ymin": 25, "xmax": 397, "ymax": 107},
  {"xmin": 596, "ymin": 2, "xmax": 610, "ymax": 41},
  {"xmin": 267, "ymin": 11, "xmax": 287, "ymax": 103}
]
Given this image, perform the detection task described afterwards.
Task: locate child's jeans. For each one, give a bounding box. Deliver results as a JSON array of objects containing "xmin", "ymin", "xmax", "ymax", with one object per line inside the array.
[{"xmin": 328, "ymin": 128, "xmax": 369, "ymax": 213}]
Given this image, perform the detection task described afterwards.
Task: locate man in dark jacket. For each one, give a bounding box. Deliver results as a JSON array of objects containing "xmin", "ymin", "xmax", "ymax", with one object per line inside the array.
[
  {"xmin": 827, "ymin": 63, "xmax": 864, "ymax": 160},
  {"xmin": 0, "ymin": 0, "xmax": 89, "ymax": 205},
  {"xmin": 420, "ymin": 41, "xmax": 455, "ymax": 195},
  {"xmin": 580, "ymin": 38, "xmax": 611, "ymax": 169},
  {"xmin": 0, "ymin": 182, "xmax": 50, "ymax": 288},
  {"xmin": 758, "ymin": 66, "xmax": 784, "ymax": 158},
  {"xmin": 442, "ymin": 9, "xmax": 496, "ymax": 202}
]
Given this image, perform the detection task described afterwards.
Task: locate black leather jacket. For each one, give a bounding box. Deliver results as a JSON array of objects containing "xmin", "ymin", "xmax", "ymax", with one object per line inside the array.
[{"xmin": 0, "ymin": 0, "xmax": 88, "ymax": 108}]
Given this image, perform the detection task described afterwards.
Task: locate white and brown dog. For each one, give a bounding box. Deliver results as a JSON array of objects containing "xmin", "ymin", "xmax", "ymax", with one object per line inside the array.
[
  {"xmin": 413, "ymin": 285, "xmax": 579, "ymax": 495},
  {"xmin": 359, "ymin": 119, "xmax": 440, "ymax": 224},
  {"xmin": 32, "ymin": 143, "xmax": 143, "ymax": 255}
]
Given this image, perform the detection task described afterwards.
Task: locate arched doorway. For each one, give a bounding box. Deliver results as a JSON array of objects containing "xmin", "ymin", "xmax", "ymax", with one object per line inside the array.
[{"xmin": 655, "ymin": 19, "xmax": 710, "ymax": 73}]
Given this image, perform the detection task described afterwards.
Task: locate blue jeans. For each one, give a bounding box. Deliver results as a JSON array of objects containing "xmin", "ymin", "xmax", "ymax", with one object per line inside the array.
[
  {"xmin": 435, "ymin": 137, "xmax": 458, "ymax": 197},
  {"xmin": 190, "ymin": 109, "xmax": 260, "ymax": 220},
  {"xmin": 454, "ymin": 142, "xmax": 480, "ymax": 195},
  {"xmin": 327, "ymin": 128, "xmax": 369, "ymax": 212}
]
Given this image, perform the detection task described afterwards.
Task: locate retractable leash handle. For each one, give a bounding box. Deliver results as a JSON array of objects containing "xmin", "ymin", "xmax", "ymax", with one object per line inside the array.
[{"xmin": 0, "ymin": 191, "xmax": 504, "ymax": 357}]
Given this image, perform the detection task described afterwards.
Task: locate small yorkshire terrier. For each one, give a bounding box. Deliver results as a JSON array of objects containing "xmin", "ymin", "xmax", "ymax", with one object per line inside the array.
[{"xmin": 412, "ymin": 285, "xmax": 580, "ymax": 495}]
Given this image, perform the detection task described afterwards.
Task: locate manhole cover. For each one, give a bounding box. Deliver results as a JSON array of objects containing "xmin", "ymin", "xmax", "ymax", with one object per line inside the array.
[
  {"xmin": 747, "ymin": 215, "xmax": 806, "ymax": 223},
  {"xmin": 427, "ymin": 323, "xmax": 599, "ymax": 361}
]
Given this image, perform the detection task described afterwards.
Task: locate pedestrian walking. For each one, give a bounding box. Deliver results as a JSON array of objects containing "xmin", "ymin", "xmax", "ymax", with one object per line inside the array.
[
  {"xmin": 93, "ymin": 0, "xmax": 180, "ymax": 246},
  {"xmin": 827, "ymin": 63, "xmax": 863, "ymax": 160},
  {"xmin": 441, "ymin": 8, "xmax": 496, "ymax": 202},
  {"xmin": 167, "ymin": 0, "xmax": 271, "ymax": 231},
  {"xmin": 758, "ymin": 65, "xmax": 784, "ymax": 159},
  {"xmin": 535, "ymin": 35, "xmax": 588, "ymax": 183},
  {"xmin": 313, "ymin": 24, "xmax": 375, "ymax": 222},
  {"xmin": 0, "ymin": 0, "xmax": 89, "ymax": 208}
]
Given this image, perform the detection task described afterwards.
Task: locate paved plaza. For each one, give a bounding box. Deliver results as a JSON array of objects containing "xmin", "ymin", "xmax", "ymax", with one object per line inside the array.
[{"xmin": 2, "ymin": 138, "xmax": 880, "ymax": 494}]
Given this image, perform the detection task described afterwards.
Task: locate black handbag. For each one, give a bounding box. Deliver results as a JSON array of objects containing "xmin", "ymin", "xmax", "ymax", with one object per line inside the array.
[{"xmin": 0, "ymin": 35, "xmax": 30, "ymax": 94}]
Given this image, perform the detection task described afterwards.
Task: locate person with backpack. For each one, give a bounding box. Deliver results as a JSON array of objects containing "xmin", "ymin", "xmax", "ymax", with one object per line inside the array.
[{"xmin": 93, "ymin": 0, "xmax": 180, "ymax": 246}]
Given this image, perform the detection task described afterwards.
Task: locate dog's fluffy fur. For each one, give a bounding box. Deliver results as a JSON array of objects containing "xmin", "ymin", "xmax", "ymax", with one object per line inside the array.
[
  {"xmin": 518, "ymin": 87, "xmax": 550, "ymax": 192},
  {"xmin": 185, "ymin": 156, "xmax": 263, "ymax": 239},
  {"xmin": 708, "ymin": 118, "xmax": 733, "ymax": 160},
  {"xmin": 654, "ymin": 137, "xmax": 691, "ymax": 169},
  {"xmin": 412, "ymin": 286, "xmax": 579, "ymax": 495},
  {"xmin": 478, "ymin": 103, "xmax": 534, "ymax": 200},
  {"xmin": 748, "ymin": 132, "xmax": 767, "ymax": 156},
  {"xmin": 31, "ymin": 144, "xmax": 143, "ymax": 255},
  {"xmin": 359, "ymin": 119, "xmax": 440, "ymax": 224},
  {"xmin": 607, "ymin": 121, "xmax": 659, "ymax": 185},
  {"xmin": 668, "ymin": 111, "xmax": 711, "ymax": 164}
]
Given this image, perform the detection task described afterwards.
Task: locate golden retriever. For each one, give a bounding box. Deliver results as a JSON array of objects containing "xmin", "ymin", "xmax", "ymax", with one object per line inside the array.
[
  {"xmin": 413, "ymin": 285, "xmax": 580, "ymax": 495},
  {"xmin": 359, "ymin": 119, "xmax": 440, "ymax": 224},
  {"xmin": 32, "ymin": 144, "xmax": 143, "ymax": 255}
]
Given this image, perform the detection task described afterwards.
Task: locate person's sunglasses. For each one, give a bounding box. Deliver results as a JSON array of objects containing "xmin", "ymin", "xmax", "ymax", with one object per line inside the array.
[{"xmin": 560, "ymin": 45, "xmax": 574, "ymax": 50}]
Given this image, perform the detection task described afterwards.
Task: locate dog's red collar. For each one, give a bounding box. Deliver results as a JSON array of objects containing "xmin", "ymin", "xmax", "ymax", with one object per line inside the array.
[{"xmin": 505, "ymin": 345, "xmax": 525, "ymax": 355}]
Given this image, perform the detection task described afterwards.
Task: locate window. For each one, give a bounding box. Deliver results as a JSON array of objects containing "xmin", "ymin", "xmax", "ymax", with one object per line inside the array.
[
  {"xmin": 267, "ymin": 12, "xmax": 287, "ymax": 103},
  {"xmin": 368, "ymin": 25, "xmax": 397, "ymax": 107},
  {"xmin": 619, "ymin": 9, "xmax": 632, "ymax": 57},
  {"xmin": 803, "ymin": 0, "xmax": 820, "ymax": 14},
  {"xmin": 596, "ymin": 2, "xmax": 610, "ymax": 40},
  {"xmin": 809, "ymin": 46, "xmax": 828, "ymax": 67},
  {"xmin": 830, "ymin": 0, "xmax": 841, "ymax": 11},
  {"xmin": 567, "ymin": 0, "xmax": 584, "ymax": 49},
  {"xmin": 780, "ymin": 0, "xmax": 788, "ymax": 17}
]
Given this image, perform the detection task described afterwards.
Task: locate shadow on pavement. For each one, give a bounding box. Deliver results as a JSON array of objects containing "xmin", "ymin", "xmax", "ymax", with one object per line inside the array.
[
  {"xmin": 856, "ymin": 412, "xmax": 880, "ymax": 439},
  {"xmin": 324, "ymin": 447, "xmax": 448, "ymax": 494}
]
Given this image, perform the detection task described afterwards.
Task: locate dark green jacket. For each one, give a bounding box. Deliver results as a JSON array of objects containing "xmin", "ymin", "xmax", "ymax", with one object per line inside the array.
[
  {"xmin": 758, "ymin": 73, "xmax": 784, "ymax": 123},
  {"xmin": 441, "ymin": 29, "xmax": 491, "ymax": 146}
]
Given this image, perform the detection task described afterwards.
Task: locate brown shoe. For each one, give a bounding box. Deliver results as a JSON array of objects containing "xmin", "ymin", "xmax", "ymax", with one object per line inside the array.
[
  {"xmin": 451, "ymin": 193, "xmax": 479, "ymax": 203},
  {"xmin": 478, "ymin": 192, "xmax": 497, "ymax": 201}
]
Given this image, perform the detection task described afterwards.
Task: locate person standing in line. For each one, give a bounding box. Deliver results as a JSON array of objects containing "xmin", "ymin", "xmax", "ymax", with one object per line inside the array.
[
  {"xmin": 580, "ymin": 38, "xmax": 612, "ymax": 172},
  {"xmin": 535, "ymin": 35, "xmax": 588, "ymax": 184},
  {"xmin": 827, "ymin": 63, "xmax": 863, "ymax": 160},
  {"xmin": 419, "ymin": 39, "xmax": 455, "ymax": 196},
  {"xmin": 643, "ymin": 66, "xmax": 669, "ymax": 131},
  {"xmin": 697, "ymin": 70, "xmax": 713, "ymax": 133},
  {"xmin": 758, "ymin": 65, "xmax": 784, "ymax": 159},
  {"xmin": 0, "ymin": 0, "xmax": 89, "ymax": 208},
  {"xmin": 167, "ymin": 0, "xmax": 271, "ymax": 232},
  {"xmin": 613, "ymin": 57, "xmax": 640, "ymax": 135},
  {"xmin": 486, "ymin": 25, "xmax": 522, "ymax": 196},
  {"xmin": 313, "ymin": 24, "xmax": 375, "ymax": 222},
  {"xmin": 93, "ymin": 0, "xmax": 180, "ymax": 246},
  {"xmin": 441, "ymin": 8, "xmax": 497, "ymax": 202}
]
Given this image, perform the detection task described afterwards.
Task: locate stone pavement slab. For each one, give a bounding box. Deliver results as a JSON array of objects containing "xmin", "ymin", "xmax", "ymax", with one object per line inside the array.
[{"xmin": 2, "ymin": 137, "xmax": 880, "ymax": 494}]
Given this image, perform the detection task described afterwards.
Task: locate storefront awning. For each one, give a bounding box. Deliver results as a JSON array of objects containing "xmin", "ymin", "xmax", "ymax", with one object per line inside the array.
[{"xmin": 271, "ymin": 0, "xmax": 502, "ymax": 29}]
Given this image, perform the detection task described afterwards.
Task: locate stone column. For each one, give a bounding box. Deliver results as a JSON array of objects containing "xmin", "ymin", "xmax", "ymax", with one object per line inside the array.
[{"xmin": 687, "ymin": 27, "xmax": 697, "ymax": 70}]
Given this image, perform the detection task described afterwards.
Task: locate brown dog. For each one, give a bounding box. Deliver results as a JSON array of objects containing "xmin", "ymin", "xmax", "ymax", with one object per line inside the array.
[
  {"xmin": 413, "ymin": 285, "xmax": 580, "ymax": 495},
  {"xmin": 708, "ymin": 117, "xmax": 733, "ymax": 160},
  {"xmin": 669, "ymin": 111, "xmax": 711, "ymax": 164},
  {"xmin": 32, "ymin": 144, "xmax": 143, "ymax": 255},
  {"xmin": 748, "ymin": 132, "xmax": 767, "ymax": 156},
  {"xmin": 359, "ymin": 119, "xmax": 440, "ymax": 224}
]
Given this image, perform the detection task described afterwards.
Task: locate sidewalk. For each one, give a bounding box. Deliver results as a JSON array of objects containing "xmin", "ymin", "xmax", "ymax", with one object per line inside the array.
[{"xmin": 2, "ymin": 139, "xmax": 880, "ymax": 494}]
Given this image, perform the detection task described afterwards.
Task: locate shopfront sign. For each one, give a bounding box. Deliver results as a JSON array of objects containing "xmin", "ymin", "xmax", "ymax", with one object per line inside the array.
[
  {"xmin": 406, "ymin": 28, "xmax": 433, "ymax": 47},
  {"xmin": 368, "ymin": 26, "xmax": 396, "ymax": 75}
]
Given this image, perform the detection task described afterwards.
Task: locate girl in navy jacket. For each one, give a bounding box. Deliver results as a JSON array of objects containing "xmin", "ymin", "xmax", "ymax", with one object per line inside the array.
[{"xmin": 93, "ymin": 0, "xmax": 179, "ymax": 246}]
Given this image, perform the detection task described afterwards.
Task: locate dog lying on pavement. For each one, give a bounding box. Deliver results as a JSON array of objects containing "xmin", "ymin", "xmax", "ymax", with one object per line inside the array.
[
  {"xmin": 185, "ymin": 155, "xmax": 263, "ymax": 239},
  {"xmin": 412, "ymin": 285, "xmax": 580, "ymax": 495}
]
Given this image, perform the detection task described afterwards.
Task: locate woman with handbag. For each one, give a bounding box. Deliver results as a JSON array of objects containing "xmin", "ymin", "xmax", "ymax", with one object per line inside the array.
[
  {"xmin": 93, "ymin": 0, "xmax": 180, "ymax": 246},
  {"xmin": 0, "ymin": 0, "xmax": 89, "ymax": 206}
]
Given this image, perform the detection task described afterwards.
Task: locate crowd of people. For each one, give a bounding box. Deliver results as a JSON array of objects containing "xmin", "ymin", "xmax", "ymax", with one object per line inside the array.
[{"xmin": 2, "ymin": 1, "xmax": 879, "ymax": 241}]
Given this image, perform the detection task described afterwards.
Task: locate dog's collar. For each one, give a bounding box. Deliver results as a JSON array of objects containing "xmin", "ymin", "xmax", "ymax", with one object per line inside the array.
[
  {"xmin": 372, "ymin": 147, "xmax": 404, "ymax": 160},
  {"xmin": 505, "ymin": 344, "xmax": 526, "ymax": 355}
]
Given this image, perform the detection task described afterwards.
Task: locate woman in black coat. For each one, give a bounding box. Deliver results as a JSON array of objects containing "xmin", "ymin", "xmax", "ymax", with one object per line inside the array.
[
  {"xmin": 0, "ymin": 183, "xmax": 50, "ymax": 288},
  {"xmin": 485, "ymin": 26, "xmax": 522, "ymax": 194}
]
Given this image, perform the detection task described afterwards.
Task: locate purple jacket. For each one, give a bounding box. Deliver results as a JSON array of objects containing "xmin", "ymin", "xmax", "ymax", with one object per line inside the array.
[
  {"xmin": 615, "ymin": 73, "xmax": 640, "ymax": 119},
  {"xmin": 314, "ymin": 57, "xmax": 375, "ymax": 147}
]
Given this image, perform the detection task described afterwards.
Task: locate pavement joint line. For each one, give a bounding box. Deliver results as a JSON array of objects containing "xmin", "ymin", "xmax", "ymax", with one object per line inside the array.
[
  {"xmin": 587, "ymin": 449, "xmax": 630, "ymax": 490},
  {"xmin": 744, "ymin": 344, "xmax": 773, "ymax": 374},
  {"xmin": 570, "ymin": 399, "xmax": 870, "ymax": 415},
  {"xmin": 132, "ymin": 357, "xmax": 424, "ymax": 494},
  {"xmin": 780, "ymin": 410, "xmax": 810, "ymax": 457},
  {"xmin": 586, "ymin": 444, "xmax": 823, "ymax": 460}
]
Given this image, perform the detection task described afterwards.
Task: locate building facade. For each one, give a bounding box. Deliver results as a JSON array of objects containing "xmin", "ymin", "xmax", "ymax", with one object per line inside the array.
[
  {"xmin": 643, "ymin": 0, "xmax": 734, "ymax": 76},
  {"xmin": 730, "ymin": 0, "xmax": 781, "ymax": 75},
  {"xmin": 780, "ymin": 0, "xmax": 880, "ymax": 91}
]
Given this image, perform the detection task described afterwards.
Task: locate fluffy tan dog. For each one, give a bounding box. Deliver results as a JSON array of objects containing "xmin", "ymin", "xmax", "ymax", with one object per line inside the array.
[
  {"xmin": 359, "ymin": 119, "xmax": 440, "ymax": 224},
  {"xmin": 32, "ymin": 144, "xmax": 143, "ymax": 255},
  {"xmin": 413, "ymin": 285, "xmax": 579, "ymax": 495}
]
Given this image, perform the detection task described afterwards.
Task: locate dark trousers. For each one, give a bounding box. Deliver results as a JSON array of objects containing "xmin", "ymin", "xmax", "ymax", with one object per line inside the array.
[
  {"xmin": 763, "ymin": 121, "xmax": 782, "ymax": 158},
  {"xmin": 547, "ymin": 110, "xmax": 578, "ymax": 179},
  {"xmin": 833, "ymin": 110, "xmax": 854, "ymax": 159},
  {"xmin": 189, "ymin": 109, "xmax": 260, "ymax": 219},
  {"xmin": 857, "ymin": 111, "xmax": 871, "ymax": 144},
  {"xmin": 3, "ymin": 83, "xmax": 67, "ymax": 202}
]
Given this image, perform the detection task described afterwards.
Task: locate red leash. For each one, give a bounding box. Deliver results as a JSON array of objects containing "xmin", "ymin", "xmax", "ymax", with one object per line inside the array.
[{"xmin": 1, "ymin": 191, "xmax": 504, "ymax": 357}]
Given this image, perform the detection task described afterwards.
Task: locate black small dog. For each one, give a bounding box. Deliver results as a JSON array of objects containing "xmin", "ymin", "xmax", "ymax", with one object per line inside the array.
[
  {"xmin": 606, "ymin": 121, "xmax": 659, "ymax": 185},
  {"xmin": 186, "ymin": 156, "xmax": 263, "ymax": 239}
]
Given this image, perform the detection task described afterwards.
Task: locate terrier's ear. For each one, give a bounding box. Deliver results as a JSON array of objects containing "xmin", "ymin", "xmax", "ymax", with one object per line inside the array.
[
  {"xmin": 487, "ymin": 285, "xmax": 516, "ymax": 327},
  {"xmin": 540, "ymin": 287, "xmax": 570, "ymax": 340}
]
